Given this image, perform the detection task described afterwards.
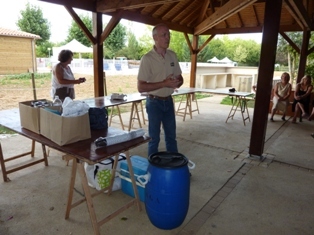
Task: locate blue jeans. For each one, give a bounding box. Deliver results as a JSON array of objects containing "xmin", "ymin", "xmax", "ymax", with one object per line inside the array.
[{"xmin": 146, "ymin": 97, "xmax": 178, "ymax": 157}]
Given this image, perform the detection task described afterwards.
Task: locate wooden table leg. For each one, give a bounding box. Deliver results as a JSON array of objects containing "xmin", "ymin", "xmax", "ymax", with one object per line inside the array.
[
  {"xmin": 77, "ymin": 161, "xmax": 100, "ymax": 235},
  {"xmin": 191, "ymin": 93, "xmax": 200, "ymax": 114},
  {"xmin": 176, "ymin": 94, "xmax": 189, "ymax": 121},
  {"xmin": 65, "ymin": 157, "xmax": 77, "ymax": 219},
  {"xmin": 0, "ymin": 140, "xmax": 49, "ymax": 182},
  {"xmin": 128, "ymin": 101, "xmax": 143, "ymax": 131},
  {"xmin": 139, "ymin": 101, "xmax": 146, "ymax": 125},
  {"xmin": 239, "ymin": 97, "xmax": 251, "ymax": 126},
  {"xmin": 225, "ymin": 96, "xmax": 240, "ymax": 123},
  {"xmin": 0, "ymin": 142, "xmax": 9, "ymax": 182},
  {"xmin": 41, "ymin": 144, "xmax": 49, "ymax": 166},
  {"xmin": 187, "ymin": 93, "xmax": 192, "ymax": 120},
  {"xmin": 133, "ymin": 102, "xmax": 142, "ymax": 130},
  {"xmin": 125, "ymin": 151, "xmax": 142, "ymax": 211},
  {"xmin": 31, "ymin": 140, "xmax": 35, "ymax": 157},
  {"xmin": 64, "ymin": 153, "xmax": 142, "ymax": 235},
  {"xmin": 109, "ymin": 105, "xmax": 125, "ymax": 130},
  {"xmin": 65, "ymin": 158, "xmax": 100, "ymax": 235}
]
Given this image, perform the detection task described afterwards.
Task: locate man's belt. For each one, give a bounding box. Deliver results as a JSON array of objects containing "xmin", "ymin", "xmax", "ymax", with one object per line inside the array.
[{"xmin": 148, "ymin": 95, "xmax": 172, "ymax": 100}]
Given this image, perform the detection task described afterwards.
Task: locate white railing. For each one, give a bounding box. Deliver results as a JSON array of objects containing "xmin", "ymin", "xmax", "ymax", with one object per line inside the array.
[{"xmin": 36, "ymin": 58, "xmax": 191, "ymax": 75}]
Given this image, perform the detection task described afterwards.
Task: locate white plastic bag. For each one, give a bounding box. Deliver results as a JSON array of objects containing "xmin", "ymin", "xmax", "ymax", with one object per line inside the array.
[
  {"xmin": 62, "ymin": 97, "xmax": 90, "ymax": 117},
  {"xmin": 84, "ymin": 153, "xmax": 126, "ymax": 191}
]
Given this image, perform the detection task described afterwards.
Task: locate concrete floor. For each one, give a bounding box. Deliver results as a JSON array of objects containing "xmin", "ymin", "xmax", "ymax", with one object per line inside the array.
[{"xmin": 0, "ymin": 95, "xmax": 314, "ymax": 235}]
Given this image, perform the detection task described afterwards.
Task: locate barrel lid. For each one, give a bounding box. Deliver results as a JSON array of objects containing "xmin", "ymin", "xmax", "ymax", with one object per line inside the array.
[{"xmin": 148, "ymin": 152, "xmax": 188, "ymax": 168}]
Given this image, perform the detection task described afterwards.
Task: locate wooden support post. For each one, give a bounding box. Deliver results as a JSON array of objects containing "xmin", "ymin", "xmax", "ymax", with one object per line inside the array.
[
  {"xmin": 28, "ymin": 68, "xmax": 37, "ymax": 100},
  {"xmin": 249, "ymin": 0, "xmax": 283, "ymax": 158}
]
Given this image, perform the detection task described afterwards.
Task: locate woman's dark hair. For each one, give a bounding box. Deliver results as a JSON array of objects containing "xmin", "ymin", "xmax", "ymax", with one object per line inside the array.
[{"xmin": 58, "ymin": 50, "xmax": 73, "ymax": 63}]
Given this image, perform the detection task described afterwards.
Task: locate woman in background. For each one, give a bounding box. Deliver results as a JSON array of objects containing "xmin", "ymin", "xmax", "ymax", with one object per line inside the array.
[
  {"xmin": 270, "ymin": 72, "xmax": 292, "ymax": 122},
  {"xmin": 51, "ymin": 49, "xmax": 86, "ymax": 101},
  {"xmin": 291, "ymin": 75, "xmax": 313, "ymax": 123}
]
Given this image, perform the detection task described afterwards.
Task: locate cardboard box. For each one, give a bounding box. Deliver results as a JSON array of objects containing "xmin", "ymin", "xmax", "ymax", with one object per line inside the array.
[
  {"xmin": 19, "ymin": 99, "xmax": 48, "ymax": 134},
  {"xmin": 120, "ymin": 155, "xmax": 149, "ymax": 202},
  {"xmin": 39, "ymin": 107, "xmax": 91, "ymax": 146}
]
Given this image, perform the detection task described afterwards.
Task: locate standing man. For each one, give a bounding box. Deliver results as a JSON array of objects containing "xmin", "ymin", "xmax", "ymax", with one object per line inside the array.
[{"xmin": 137, "ymin": 24, "xmax": 184, "ymax": 157}]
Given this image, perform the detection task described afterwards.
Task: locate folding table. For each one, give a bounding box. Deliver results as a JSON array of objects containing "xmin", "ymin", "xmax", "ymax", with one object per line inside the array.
[{"xmin": 0, "ymin": 109, "xmax": 150, "ymax": 235}]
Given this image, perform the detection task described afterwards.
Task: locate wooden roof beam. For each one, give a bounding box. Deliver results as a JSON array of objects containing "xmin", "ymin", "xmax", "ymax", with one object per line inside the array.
[
  {"xmin": 159, "ymin": 2, "xmax": 179, "ymax": 21},
  {"xmin": 252, "ymin": 5, "xmax": 260, "ymax": 26},
  {"xmin": 181, "ymin": 5, "xmax": 203, "ymax": 27},
  {"xmin": 284, "ymin": 0, "xmax": 312, "ymax": 30},
  {"xmin": 279, "ymin": 31, "xmax": 301, "ymax": 54},
  {"xmin": 171, "ymin": 1, "xmax": 195, "ymax": 23},
  {"xmin": 65, "ymin": 6, "xmax": 96, "ymax": 44},
  {"xmin": 236, "ymin": 12, "xmax": 244, "ymax": 27},
  {"xmin": 209, "ymin": 0, "xmax": 215, "ymax": 13},
  {"xmin": 39, "ymin": 0, "xmax": 95, "ymax": 12},
  {"xmin": 105, "ymin": 10, "xmax": 194, "ymax": 34},
  {"xmin": 97, "ymin": 0, "xmax": 180, "ymax": 13},
  {"xmin": 194, "ymin": 0, "xmax": 258, "ymax": 35},
  {"xmin": 196, "ymin": 0, "xmax": 210, "ymax": 24},
  {"xmin": 100, "ymin": 10, "xmax": 123, "ymax": 44}
]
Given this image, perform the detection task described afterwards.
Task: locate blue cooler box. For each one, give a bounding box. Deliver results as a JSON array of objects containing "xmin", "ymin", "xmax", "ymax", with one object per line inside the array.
[{"xmin": 119, "ymin": 155, "xmax": 149, "ymax": 202}]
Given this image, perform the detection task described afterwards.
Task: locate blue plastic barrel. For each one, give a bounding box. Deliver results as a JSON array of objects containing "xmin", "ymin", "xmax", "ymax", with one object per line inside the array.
[{"xmin": 145, "ymin": 152, "xmax": 190, "ymax": 230}]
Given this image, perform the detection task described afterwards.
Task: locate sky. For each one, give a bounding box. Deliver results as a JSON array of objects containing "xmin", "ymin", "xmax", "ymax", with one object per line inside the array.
[
  {"xmin": 0, "ymin": 0, "xmax": 148, "ymax": 43},
  {"xmin": 0, "ymin": 0, "xmax": 262, "ymax": 43}
]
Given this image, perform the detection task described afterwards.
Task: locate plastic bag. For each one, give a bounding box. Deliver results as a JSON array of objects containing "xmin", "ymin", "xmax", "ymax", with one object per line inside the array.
[
  {"xmin": 62, "ymin": 97, "xmax": 90, "ymax": 117},
  {"xmin": 84, "ymin": 153, "xmax": 126, "ymax": 191}
]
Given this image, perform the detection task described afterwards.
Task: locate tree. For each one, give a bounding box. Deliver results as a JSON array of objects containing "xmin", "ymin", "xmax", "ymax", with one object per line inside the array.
[
  {"xmin": 202, "ymin": 37, "xmax": 226, "ymax": 61},
  {"xmin": 138, "ymin": 25, "xmax": 154, "ymax": 56},
  {"xmin": 233, "ymin": 44, "xmax": 248, "ymax": 64},
  {"xmin": 277, "ymin": 32, "xmax": 303, "ymax": 82},
  {"xmin": 66, "ymin": 14, "xmax": 92, "ymax": 47},
  {"xmin": 205, "ymin": 36, "xmax": 261, "ymax": 66},
  {"xmin": 104, "ymin": 23, "xmax": 127, "ymax": 58},
  {"xmin": 230, "ymin": 39, "xmax": 260, "ymax": 66},
  {"xmin": 17, "ymin": 3, "xmax": 51, "ymax": 46},
  {"xmin": 169, "ymin": 31, "xmax": 190, "ymax": 62},
  {"xmin": 36, "ymin": 41, "xmax": 54, "ymax": 58},
  {"xmin": 125, "ymin": 32, "xmax": 142, "ymax": 60}
]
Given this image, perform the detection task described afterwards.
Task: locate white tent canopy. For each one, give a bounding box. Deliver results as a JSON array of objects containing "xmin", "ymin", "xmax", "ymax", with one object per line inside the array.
[
  {"xmin": 220, "ymin": 57, "xmax": 233, "ymax": 63},
  {"xmin": 207, "ymin": 56, "xmax": 237, "ymax": 66},
  {"xmin": 207, "ymin": 57, "xmax": 220, "ymax": 63},
  {"xmin": 52, "ymin": 39, "xmax": 92, "ymax": 59}
]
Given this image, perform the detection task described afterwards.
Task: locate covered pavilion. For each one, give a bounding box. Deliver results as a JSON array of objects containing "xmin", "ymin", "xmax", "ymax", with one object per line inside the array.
[{"xmin": 38, "ymin": 0, "xmax": 314, "ymax": 158}]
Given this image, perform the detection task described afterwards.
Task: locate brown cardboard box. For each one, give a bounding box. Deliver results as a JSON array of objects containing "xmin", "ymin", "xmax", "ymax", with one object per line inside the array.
[
  {"xmin": 40, "ymin": 107, "xmax": 91, "ymax": 146},
  {"xmin": 19, "ymin": 100, "xmax": 48, "ymax": 134}
]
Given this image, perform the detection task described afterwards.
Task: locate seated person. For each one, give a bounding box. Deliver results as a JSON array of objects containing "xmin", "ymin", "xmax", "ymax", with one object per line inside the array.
[
  {"xmin": 252, "ymin": 84, "xmax": 257, "ymax": 93},
  {"xmin": 270, "ymin": 72, "xmax": 292, "ymax": 121},
  {"xmin": 252, "ymin": 84, "xmax": 257, "ymax": 98},
  {"xmin": 292, "ymin": 75, "xmax": 313, "ymax": 123}
]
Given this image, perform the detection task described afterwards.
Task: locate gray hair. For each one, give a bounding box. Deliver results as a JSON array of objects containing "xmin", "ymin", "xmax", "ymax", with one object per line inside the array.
[{"xmin": 152, "ymin": 23, "xmax": 168, "ymax": 36}]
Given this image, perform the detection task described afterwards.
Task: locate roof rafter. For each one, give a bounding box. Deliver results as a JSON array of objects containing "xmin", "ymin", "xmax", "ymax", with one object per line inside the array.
[
  {"xmin": 194, "ymin": 0, "xmax": 258, "ymax": 35},
  {"xmin": 100, "ymin": 10, "xmax": 123, "ymax": 43},
  {"xmin": 65, "ymin": 6, "xmax": 96, "ymax": 44},
  {"xmin": 97, "ymin": 0, "xmax": 180, "ymax": 13},
  {"xmin": 109, "ymin": 10, "xmax": 194, "ymax": 34},
  {"xmin": 279, "ymin": 31, "xmax": 300, "ymax": 53},
  {"xmin": 284, "ymin": 0, "xmax": 312, "ymax": 30},
  {"xmin": 39, "ymin": 0, "xmax": 95, "ymax": 11},
  {"xmin": 252, "ymin": 5, "xmax": 260, "ymax": 26},
  {"xmin": 196, "ymin": 0, "xmax": 210, "ymax": 24}
]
